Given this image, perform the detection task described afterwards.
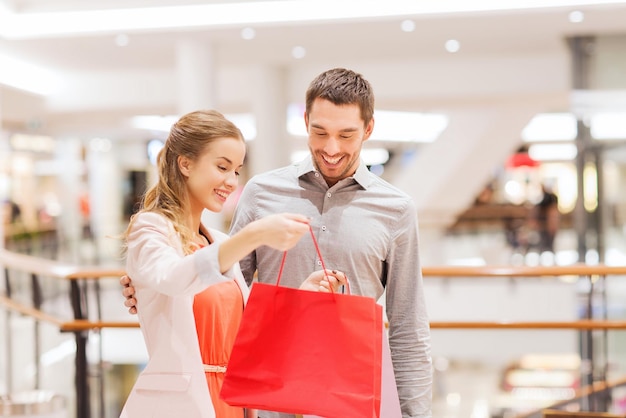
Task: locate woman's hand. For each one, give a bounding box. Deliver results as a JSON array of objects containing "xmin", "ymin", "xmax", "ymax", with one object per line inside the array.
[
  {"xmin": 300, "ymin": 269, "xmax": 348, "ymax": 293},
  {"xmin": 251, "ymin": 213, "xmax": 310, "ymax": 252}
]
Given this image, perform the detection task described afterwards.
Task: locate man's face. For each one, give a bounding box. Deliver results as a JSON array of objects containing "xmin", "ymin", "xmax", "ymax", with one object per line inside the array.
[{"xmin": 305, "ymin": 98, "xmax": 373, "ymax": 187}]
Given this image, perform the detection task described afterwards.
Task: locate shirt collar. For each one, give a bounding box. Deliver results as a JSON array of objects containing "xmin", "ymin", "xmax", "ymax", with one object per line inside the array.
[{"xmin": 295, "ymin": 156, "xmax": 373, "ymax": 189}]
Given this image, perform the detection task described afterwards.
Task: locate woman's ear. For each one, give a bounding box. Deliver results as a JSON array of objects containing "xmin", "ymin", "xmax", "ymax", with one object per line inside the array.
[{"xmin": 178, "ymin": 156, "xmax": 192, "ymax": 177}]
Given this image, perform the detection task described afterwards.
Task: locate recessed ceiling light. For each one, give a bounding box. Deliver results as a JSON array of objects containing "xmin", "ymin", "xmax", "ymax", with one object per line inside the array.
[
  {"xmin": 528, "ymin": 143, "xmax": 578, "ymax": 161},
  {"xmin": 445, "ymin": 39, "xmax": 460, "ymax": 53},
  {"xmin": 521, "ymin": 113, "xmax": 577, "ymax": 142},
  {"xmin": 291, "ymin": 148, "xmax": 390, "ymax": 165},
  {"xmin": 287, "ymin": 105, "xmax": 448, "ymax": 143},
  {"xmin": 241, "ymin": 27, "xmax": 256, "ymax": 40},
  {"xmin": 291, "ymin": 46, "xmax": 306, "ymax": 59},
  {"xmin": 2, "ymin": 1, "xmax": 621, "ymax": 39},
  {"xmin": 115, "ymin": 34, "xmax": 129, "ymax": 46},
  {"xmin": 590, "ymin": 111, "xmax": 626, "ymax": 140},
  {"xmin": 568, "ymin": 10, "xmax": 584, "ymax": 23},
  {"xmin": 400, "ymin": 19, "xmax": 415, "ymax": 32},
  {"xmin": 0, "ymin": 53, "xmax": 60, "ymax": 95}
]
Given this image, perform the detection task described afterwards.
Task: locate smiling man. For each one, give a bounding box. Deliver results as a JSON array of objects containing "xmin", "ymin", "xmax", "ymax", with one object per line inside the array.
[{"xmin": 229, "ymin": 67, "xmax": 433, "ymax": 418}]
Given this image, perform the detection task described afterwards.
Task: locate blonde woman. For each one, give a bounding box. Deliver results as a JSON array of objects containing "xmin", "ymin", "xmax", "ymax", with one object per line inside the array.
[{"xmin": 120, "ymin": 110, "xmax": 344, "ymax": 418}]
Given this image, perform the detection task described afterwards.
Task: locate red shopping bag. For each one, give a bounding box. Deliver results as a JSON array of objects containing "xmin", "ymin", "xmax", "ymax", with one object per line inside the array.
[
  {"xmin": 304, "ymin": 328, "xmax": 402, "ymax": 418},
  {"xmin": 220, "ymin": 227, "xmax": 383, "ymax": 418}
]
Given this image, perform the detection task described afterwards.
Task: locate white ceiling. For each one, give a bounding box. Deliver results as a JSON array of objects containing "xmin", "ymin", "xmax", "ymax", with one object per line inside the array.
[
  {"xmin": 1, "ymin": 2, "xmax": 626, "ymax": 127},
  {"xmin": 2, "ymin": 1, "xmax": 626, "ymax": 230},
  {"xmin": 2, "ymin": 2, "xmax": 626, "ymax": 69}
]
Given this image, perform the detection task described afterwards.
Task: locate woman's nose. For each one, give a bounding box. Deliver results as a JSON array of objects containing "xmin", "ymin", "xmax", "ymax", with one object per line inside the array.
[{"xmin": 225, "ymin": 171, "xmax": 238, "ymax": 188}]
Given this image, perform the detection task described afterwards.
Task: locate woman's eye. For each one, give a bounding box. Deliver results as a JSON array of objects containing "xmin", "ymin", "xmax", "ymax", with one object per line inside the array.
[{"xmin": 218, "ymin": 166, "xmax": 227, "ymax": 171}]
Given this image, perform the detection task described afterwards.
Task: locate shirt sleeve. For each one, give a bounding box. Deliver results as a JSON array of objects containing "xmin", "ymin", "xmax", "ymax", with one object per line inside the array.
[
  {"xmin": 384, "ymin": 199, "xmax": 433, "ymax": 417},
  {"xmin": 228, "ymin": 181, "xmax": 259, "ymax": 286},
  {"xmin": 126, "ymin": 212, "xmax": 233, "ymax": 296}
]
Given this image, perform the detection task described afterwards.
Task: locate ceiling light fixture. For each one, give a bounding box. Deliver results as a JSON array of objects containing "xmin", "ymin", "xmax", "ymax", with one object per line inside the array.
[
  {"xmin": 400, "ymin": 19, "xmax": 416, "ymax": 32},
  {"xmin": 0, "ymin": 53, "xmax": 61, "ymax": 95},
  {"xmin": 445, "ymin": 39, "xmax": 460, "ymax": 53},
  {"xmin": 590, "ymin": 111, "xmax": 626, "ymax": 139},
  {"xmin": 132, "ymin": 113, "xmax": 257, "ymax": 140},
  {"xmin": 240, "ymin": 27, "xmax": 256, "ymax": 40},
  {"xmin": 522, "ymin": 112, "xmax": 578, "ymax": 142},
  {"xmin": 115, "ymin": 33, "xmax": 130, "ymax": 46},
  {"xmin": 528, "ymin": 143, "xmax": 578, "ymax": 161},
  {"xmin": 568, "ymin": 10, "xmax": 585, "ymax": 22},
  {"xmin": 291, "ymin": 46, "xmax": 306, "ymax": 59},
  {"xmin": 2, "ymin": 0, "xmax": 626, "ymax": 39},
  {"xmin": 291, "ymin": 148, "xmax": 390, "ymax": 165},
  {"xmin": 287, "ymin": 105, "xmax": 448, "ymax": 143}
]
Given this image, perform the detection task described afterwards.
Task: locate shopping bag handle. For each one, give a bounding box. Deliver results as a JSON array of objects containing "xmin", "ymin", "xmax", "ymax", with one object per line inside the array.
[{"xmin": 276, "ymin": 225, "xmax": 336, "ymax": 293}]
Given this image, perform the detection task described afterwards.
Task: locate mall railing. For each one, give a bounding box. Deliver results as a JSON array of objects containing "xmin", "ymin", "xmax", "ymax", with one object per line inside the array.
[
  {"xmin": 0, "ymin": 248, "xmax": 128, "ymax": 418},
  {"xmin": 2, "ymin": 249, "xmax": 626, "ymax": 418},
  {"xmin": 521, "ymin": 375, "xmax": 626, "ymax": 417},
  {"xmin": 423, "ymin": 264, "xmax": 626, "ymax": 416}
]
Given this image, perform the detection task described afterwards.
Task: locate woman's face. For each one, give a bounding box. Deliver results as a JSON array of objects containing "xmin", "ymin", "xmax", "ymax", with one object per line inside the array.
[{"xmin": 181, "ymin": 137, "xmax": 246, "ymax": 215}]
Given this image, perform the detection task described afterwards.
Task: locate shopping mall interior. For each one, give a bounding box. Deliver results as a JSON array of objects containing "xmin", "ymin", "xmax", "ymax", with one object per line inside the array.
[{"xmin": 2, "ymin": 1, "xmax": 626, "ymax": 417}]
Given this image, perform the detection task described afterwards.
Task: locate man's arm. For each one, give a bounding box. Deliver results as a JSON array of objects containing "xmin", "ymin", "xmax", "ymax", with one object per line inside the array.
[{"xmin": 385, "ymin": 200, "xmax": 433, "ymax": 417}]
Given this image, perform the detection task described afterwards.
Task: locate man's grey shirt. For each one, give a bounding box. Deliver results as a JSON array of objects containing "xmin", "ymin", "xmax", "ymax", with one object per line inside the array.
[{"xmin": 229, "ymin": 157, "xmax": 432, "ymax": 418}]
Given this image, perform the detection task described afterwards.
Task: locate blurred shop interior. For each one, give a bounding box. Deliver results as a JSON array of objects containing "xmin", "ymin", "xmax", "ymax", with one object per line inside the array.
[{"xmin": 3, "ymin": 1, "xmax": 626, "ymax": 417}]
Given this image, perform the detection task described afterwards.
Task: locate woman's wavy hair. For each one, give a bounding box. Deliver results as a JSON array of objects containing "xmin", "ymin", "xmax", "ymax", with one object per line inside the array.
[{"xmin": 124, "ymin": 109, "xmax": 244, "ymax": 255}]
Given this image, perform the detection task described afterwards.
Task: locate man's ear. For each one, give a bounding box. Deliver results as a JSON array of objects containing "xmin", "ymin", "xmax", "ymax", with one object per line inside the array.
[
  {"xmin": 363, "ymin": 118, "xmax": 374, "ymax": 140},
  {"xmin": 178, "ymin": 156, "xmax": 192, "ymax": 177}
]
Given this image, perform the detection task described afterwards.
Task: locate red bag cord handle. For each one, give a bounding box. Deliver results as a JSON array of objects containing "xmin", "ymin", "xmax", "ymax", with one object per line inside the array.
[{"xmin": 276, "ymin": 225, "xmax": 334, "ymax": 293}]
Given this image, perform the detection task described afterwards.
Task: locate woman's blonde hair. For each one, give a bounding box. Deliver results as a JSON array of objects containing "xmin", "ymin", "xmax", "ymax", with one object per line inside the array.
[{"xmin": 124, "ymin": 109, "xmax": 244, "ymax": 255}]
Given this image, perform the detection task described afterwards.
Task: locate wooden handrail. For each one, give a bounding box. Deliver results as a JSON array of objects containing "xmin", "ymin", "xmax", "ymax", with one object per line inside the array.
[
  {"xmin": 430, "ymin": 320, "xmax": 626, "ymax": 329},
  {"xmin": 59, "ymin": 320, "xmax": 140, "ymax": 332},
  {"xmin": 5, "ymin": 247, "xmax": 626, "ymax": 281},
  {"xmin": 0, "ymin": 295, "xmax": 139, "ymax": 331},
  {"xmin": 517, "ymin": 376, "xmax": 626, "ymax": 418},
  {"xmin": 422, "ymin": 264, "xmax": 626, "ymax": 277},
  {"xmin": 0, "ymin": 248, "xmax": 125, "ymax": 280},
  {"xmin": 3, "ymin": 248, "xmax": 626, "ymax": 418},
  {"xmin": 3, "ymin": 248, "xmax": 626, "ymax": 332},
  {"xmin": 0, "ymin": 294, "xmax": 65, "ymax": 327},
  {"xmin": 7, "ymin": 293, "xmax": 626, "ymax": 331},
  {"xmin": 542, "ymin": 411, "xmax": 626, "ymax": 418}
]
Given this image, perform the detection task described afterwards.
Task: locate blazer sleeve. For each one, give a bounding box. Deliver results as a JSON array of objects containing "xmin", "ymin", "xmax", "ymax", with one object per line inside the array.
[{"xmin": 126, "ymin": 212, "xmax": 232, "ymax": 297}]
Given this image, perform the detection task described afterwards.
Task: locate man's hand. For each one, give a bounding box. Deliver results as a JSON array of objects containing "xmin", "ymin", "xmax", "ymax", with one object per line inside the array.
[{"xmin": 120, "ymin": 275, "xmax": 138, "ymax": 315}]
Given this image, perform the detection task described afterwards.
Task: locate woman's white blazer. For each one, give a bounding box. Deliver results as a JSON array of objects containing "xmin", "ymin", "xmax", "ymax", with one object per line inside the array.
[{"xmin": 119, "ymin": 212, "xmax": 250, "ymax": 418}]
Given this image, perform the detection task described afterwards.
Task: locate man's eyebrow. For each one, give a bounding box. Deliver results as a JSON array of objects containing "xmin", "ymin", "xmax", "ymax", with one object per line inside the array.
[{"xmin": 310, "ymin": 123, "xmax": 358, "ymax": 132}]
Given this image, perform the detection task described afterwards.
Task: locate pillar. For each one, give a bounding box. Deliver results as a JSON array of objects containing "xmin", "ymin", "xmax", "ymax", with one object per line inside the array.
[
  {"xmin": 175, "ymin": 39, "xmax": 223, "ymax": 229},
  {"xmin": 248, "ymin": 65, "xmax": 290, "ymax": 176}
]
